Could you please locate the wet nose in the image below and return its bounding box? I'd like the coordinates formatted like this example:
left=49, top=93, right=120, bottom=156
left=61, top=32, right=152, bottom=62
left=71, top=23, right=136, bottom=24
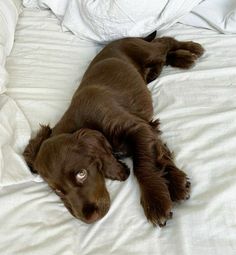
left=84, top=211, right=100, bottom=224
left=82, top=203, right=100, bottom=223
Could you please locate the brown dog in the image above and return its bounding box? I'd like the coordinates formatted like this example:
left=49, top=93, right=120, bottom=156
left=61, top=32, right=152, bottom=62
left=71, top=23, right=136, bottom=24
left=23, top=32, right=204, bottom=226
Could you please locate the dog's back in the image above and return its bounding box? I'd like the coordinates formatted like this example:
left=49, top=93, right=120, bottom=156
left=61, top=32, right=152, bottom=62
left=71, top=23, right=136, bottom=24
left=72, top=37, right=159, bottom=127
left=53, top=34, right=204, bottom=136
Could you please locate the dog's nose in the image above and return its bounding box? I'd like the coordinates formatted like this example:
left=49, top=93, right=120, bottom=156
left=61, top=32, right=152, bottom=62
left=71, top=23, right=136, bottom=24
left=84, top=211, right=100, bottom=224
left=82, top=203, right=100, bottom=223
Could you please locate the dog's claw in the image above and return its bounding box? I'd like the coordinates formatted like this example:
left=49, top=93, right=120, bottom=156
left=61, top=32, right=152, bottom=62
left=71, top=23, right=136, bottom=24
left=186, top=194, right=190, bottom=200
left=159, top=221, right=167, bottom=227
left=186, top=181, right=191, bottom=188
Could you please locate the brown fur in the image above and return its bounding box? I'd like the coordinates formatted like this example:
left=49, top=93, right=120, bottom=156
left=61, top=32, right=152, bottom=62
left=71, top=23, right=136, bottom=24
left=23, top=33, right=204, bottom=226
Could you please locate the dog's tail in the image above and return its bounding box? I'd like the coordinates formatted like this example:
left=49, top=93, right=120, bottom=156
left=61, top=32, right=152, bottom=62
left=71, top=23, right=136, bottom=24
left=143, top=31, right=157, bottom=42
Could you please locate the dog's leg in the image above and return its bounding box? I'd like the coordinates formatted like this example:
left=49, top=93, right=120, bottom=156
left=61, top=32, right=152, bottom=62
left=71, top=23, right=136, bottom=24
left=153, top=37, right=204, bottom=58
left=154, top=37, right=204, bottom=69
left=150, top=120, right=191, bottom=202
left=111, top=116, right=173, bottom=227
left=154, top=139, right=191, bottom=202
left=145, top=37, right=204, bottom=82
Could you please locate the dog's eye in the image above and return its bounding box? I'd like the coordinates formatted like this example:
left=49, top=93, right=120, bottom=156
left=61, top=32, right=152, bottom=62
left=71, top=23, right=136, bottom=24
left=76, top=169, right=87, bottom=183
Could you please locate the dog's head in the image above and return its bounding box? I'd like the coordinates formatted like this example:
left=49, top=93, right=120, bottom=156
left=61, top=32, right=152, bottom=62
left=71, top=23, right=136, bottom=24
left=23, top=125, right=130, bottom=223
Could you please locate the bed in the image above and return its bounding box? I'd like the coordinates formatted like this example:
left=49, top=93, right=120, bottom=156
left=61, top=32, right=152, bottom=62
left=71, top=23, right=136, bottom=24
left=1, top=1, right=236, bottom=255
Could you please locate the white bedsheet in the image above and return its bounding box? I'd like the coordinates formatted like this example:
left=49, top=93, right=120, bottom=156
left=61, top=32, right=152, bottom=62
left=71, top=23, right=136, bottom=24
left=0, top=0, right=21, bottom=93
left=0, top=94, right=32, bottom=186
left=180, top=0, right=236, bottom=34
left=23, top=0, right=202, bottom=42
left=1, top=8, right=236, bottom=255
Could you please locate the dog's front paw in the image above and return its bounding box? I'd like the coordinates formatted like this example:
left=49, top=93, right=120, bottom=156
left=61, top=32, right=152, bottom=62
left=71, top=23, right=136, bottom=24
left=141, top=186, right=173, bottom=227
left=165, top=168, right=191, bottom=202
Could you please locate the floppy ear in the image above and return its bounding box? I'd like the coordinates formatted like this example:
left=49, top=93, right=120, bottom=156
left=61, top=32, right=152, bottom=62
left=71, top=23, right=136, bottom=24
left=143, top=31, right=157, bottom=42
left=74, top=129, right=130, bottom=181
left=23, top=125, right=52, bottom=173
left=89, top=132, right=130, bottom=181
left=101, top=154, right=130, bottom=181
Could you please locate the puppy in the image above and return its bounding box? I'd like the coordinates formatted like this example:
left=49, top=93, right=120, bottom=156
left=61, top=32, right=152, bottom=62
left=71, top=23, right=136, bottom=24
left=24, top=31, right=204, bottom=226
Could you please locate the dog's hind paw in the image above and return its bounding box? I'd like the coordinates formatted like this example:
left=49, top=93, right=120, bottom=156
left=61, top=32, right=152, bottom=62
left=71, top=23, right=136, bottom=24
left=186, top=41, right=205, bottom=58
left=167, top=49, right=198, bottom=69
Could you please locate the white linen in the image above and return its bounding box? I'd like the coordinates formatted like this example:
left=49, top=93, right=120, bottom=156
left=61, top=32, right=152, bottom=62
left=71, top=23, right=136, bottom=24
left=0, top=94, right=32, bottom=186
left=23, top=0, right=202, bottom=42
left=180, top=0, right=236, bottom=34
left=6, top=9, right=100, bottom=132
left=1, top=8, right=236, bottom=255
left=0, top=0, right=21, bottom=94
left=23, top=0, right=68, bottom=19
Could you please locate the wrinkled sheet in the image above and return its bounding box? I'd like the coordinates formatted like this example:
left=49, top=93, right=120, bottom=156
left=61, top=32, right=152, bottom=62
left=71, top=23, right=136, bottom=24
left=1, top=8, right=236, bottom=255
left=0, top=0, right=21, bottom=93
left=180, top=0, right=236, bottom=34
left=23, top=0, right=202, bottom=42
left=0, top=94, right=32, bottom=186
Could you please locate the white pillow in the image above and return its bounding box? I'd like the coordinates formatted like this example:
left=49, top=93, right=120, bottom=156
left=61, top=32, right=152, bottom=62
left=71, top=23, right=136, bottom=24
left=23, top=0, right=68, bottom=19
left=23, top=0, right=202, bottom=42
left=0, top=0, right=21, bottom=94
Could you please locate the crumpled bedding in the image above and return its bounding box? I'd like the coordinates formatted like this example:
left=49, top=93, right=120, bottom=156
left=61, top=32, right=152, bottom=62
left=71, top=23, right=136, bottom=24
left=0, top=94, right=31, bottom=186
left=1, top=7, right=236, bottom=255
left=0, top=0, right=21, bottom=93
left=22, top=0, right=202, bottom=42
left=180, top=0, right=236, bottom=34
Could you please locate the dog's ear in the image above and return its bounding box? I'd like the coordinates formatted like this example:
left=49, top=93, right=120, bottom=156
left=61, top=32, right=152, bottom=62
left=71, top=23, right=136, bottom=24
left=100, top=154, right=130, bottom=181
left=73, top=129, right=130, bottom=181
left=93, top=135, right=130, bottom=181
left=143, top=31, right=157, bottom=42
left=23, top=125, right=52, bottom=173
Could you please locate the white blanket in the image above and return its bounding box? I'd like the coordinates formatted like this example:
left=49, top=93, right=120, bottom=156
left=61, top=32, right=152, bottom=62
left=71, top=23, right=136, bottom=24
left=0, top=0, right=21, bottom=93
left=181, top=0, right=236, bottom=34
left=0, top=94, right=32, bottom=186
left=23, top=0, right=202, bottom=42
left=1, top=8, right=236, bottom=255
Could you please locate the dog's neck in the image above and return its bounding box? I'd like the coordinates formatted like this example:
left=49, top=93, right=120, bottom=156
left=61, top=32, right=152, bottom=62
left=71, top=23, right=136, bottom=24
left=51, top=108, right=78, bottom=136
left=52, top=121, right=77, bottom=136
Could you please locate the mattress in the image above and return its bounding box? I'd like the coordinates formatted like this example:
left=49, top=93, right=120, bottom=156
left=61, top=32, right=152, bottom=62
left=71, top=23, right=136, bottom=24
left=1, top=8, right=236, bottom=255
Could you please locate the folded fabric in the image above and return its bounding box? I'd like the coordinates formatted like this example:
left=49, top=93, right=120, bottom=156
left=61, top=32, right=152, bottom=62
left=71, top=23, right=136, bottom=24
left=180, top=0, right=236, bottom=34
left=0, top=95, right=34, bottom=187
left=23, top=0, right=68, bottom=19
left=0, top=0, right=22, bottom=94
left=23, top=0, right=202, bottom=42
